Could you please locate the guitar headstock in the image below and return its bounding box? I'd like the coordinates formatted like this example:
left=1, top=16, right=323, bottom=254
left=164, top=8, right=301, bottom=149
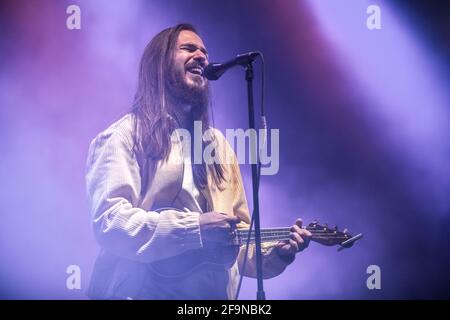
left=307, top=220, right=354, bottom=247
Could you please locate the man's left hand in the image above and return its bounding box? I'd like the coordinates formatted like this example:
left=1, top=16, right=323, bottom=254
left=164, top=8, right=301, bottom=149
left=275, top=218, right=312, bottom=261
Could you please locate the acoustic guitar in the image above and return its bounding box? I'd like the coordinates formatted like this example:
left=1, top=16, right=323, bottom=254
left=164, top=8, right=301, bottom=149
left=147, top=220, right=362, bottom=281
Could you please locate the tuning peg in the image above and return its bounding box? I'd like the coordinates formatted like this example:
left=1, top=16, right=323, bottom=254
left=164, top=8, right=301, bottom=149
left=337, top=233, right=363, bottom=252
left=309, top=220, right=318, bottom=228
left=343, top=228, right=348, bottom=234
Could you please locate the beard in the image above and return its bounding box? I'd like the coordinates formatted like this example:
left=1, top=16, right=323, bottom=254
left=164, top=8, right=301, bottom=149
left=166, top=62, right=210, bottom=115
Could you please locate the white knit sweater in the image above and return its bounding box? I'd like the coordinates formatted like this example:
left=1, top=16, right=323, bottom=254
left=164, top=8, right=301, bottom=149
left=86, top=113, right=293, bottom=299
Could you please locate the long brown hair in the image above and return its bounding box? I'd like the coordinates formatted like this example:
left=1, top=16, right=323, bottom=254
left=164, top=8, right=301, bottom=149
left=131, top=23, right=225, bottom=189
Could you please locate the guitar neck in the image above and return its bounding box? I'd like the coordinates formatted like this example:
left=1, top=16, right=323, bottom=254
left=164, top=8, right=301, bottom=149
left=234, top=227, right=348, bottom=246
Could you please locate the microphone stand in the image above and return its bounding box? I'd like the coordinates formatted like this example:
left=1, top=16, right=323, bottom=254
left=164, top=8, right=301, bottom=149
left=245, top=61, right=265, bottom=300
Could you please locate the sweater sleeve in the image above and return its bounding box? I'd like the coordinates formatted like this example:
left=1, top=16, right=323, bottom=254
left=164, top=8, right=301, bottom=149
left=86, top=129, right=203, bottom=263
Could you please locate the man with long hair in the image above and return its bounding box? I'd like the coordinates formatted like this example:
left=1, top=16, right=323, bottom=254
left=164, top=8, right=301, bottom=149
left=86, top=23, right=311, bottom=299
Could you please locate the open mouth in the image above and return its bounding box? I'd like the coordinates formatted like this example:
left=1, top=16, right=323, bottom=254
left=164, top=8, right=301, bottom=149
left=186, top=65, right=204, bottom=76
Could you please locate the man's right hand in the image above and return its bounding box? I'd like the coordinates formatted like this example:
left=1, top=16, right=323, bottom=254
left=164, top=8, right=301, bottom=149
left=199, top=212, right=240, bottom=247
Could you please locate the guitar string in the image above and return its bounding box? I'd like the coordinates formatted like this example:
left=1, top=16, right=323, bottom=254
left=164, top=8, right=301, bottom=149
left=101, top=212, right=345, bottom=236
left=238, top=227, right=339, bottom=231
left=240, top=234, right=349, bottom=238
left=237, top=233, right=349, bottom=238
left=236, top=235, right=349, bottom=242
left=100, top=213, right=348, bottom=244
left=237, top=231, right=345, bottom=236
left=239, top=236, right=349, bottom=241
left=237, top=228, right=347, bottom=233
left=237, top=230, right=348, bottom=236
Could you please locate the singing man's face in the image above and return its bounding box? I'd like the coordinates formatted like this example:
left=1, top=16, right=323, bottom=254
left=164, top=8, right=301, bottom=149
left=171, top=30, right=209, bottom=93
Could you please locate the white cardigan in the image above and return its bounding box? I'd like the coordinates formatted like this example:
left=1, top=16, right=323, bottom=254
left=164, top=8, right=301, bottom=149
left=85, top=113, right=293, bottom=299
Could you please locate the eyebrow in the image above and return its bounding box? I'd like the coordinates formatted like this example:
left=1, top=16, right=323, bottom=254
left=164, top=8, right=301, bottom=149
left=180, top=42, right=209, bottom=56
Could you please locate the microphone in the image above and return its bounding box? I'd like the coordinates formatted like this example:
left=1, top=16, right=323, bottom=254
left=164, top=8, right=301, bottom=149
left=204, top=51, right=260, bottom=80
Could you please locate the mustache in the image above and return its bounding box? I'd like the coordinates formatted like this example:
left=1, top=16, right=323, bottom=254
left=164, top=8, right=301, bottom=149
left=185, top=61, right=206, bottom=70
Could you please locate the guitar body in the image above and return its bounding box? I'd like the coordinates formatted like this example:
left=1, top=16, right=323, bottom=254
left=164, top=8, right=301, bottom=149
left=147, top=245, right=241, bottom=281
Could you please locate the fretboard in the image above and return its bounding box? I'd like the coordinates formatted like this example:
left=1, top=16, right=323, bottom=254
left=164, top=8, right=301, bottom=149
left=234, top=227, right=349, bottom=246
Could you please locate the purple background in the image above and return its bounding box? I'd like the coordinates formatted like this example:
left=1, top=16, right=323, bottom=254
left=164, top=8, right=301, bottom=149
left=0, top=0, right=449, bottom=299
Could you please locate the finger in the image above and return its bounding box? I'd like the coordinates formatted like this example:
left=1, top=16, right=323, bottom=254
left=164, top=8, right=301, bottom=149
left=290, top=232, right=304, bottom=245
left=300, top=228, right=313, bottom=238
left=276, top=240, right=287, bottom=248
left=295, top=218, right=303, bottom=228
left=292, top=224, right=312, bottom=237
left=300, top=232, right=311, bottom=246
left=289, top=239, right=299, bottom=253
left=292, top=224, right=302, bottom=234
